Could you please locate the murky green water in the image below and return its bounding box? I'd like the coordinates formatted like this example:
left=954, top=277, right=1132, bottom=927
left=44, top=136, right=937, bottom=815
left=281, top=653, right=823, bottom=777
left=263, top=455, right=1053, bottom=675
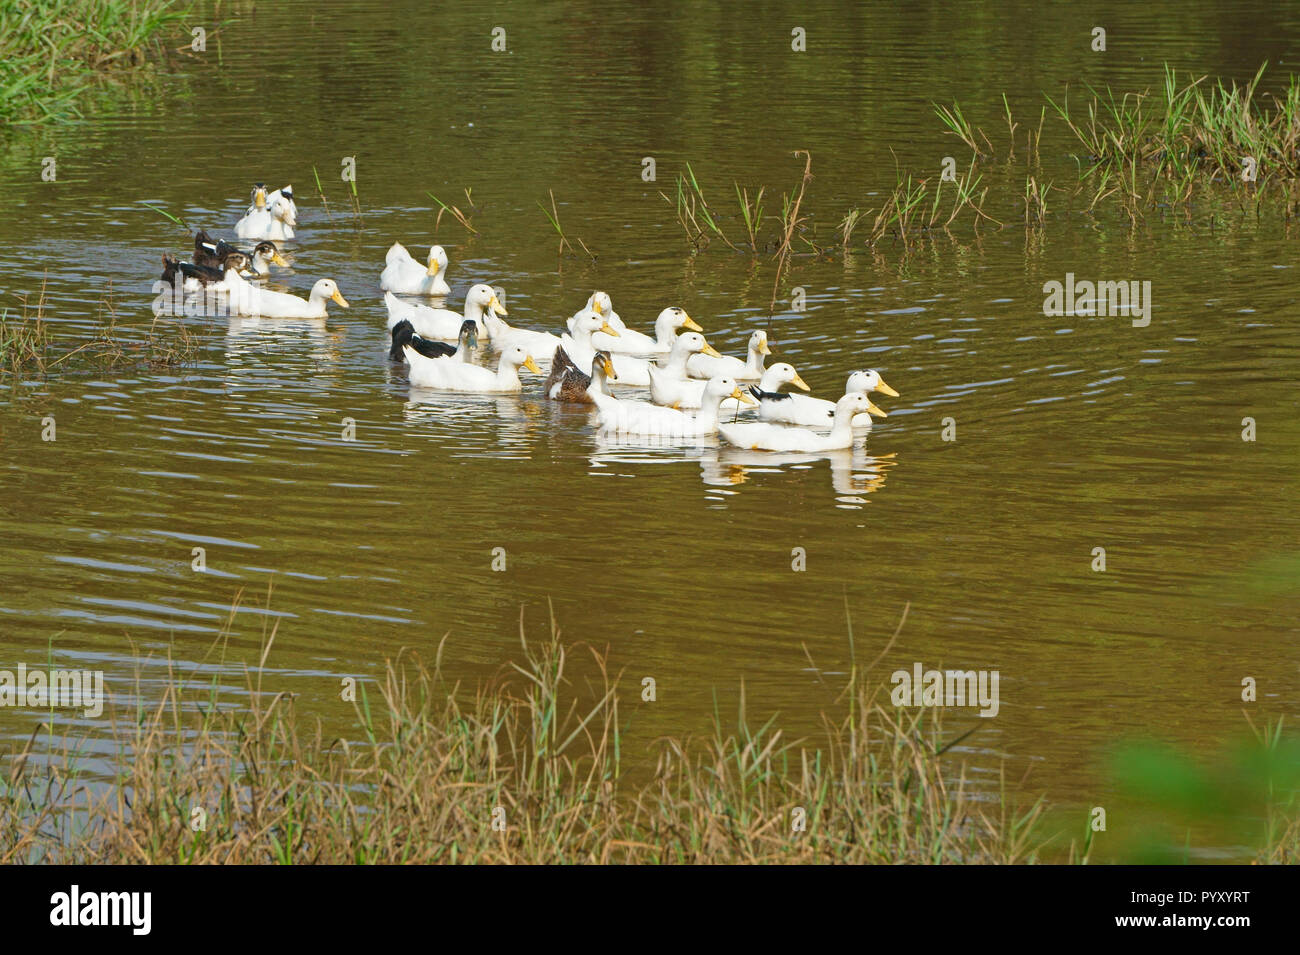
left=1, top=0, right=1298, bottom=856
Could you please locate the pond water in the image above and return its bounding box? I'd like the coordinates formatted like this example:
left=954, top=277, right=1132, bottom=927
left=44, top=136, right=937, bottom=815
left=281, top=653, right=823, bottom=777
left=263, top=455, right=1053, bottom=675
left=1, top=0, right=1297, bottom=858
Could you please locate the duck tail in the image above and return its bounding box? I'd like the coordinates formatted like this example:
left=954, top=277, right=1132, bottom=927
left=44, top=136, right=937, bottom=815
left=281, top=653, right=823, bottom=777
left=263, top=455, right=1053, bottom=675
left=389, top=319, right=415, bottom=360
left=385, top=241, right=406, bottom=265
left=382, top=290, right=406, bottom=328
left=544, top=345, right=577, bottom=396
left=552, top=344, right=579, bottom=376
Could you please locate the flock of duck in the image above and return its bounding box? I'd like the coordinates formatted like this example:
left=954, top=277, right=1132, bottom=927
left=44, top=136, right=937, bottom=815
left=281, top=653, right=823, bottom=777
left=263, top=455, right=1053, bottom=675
left=159, top=183, right=899, bottom=452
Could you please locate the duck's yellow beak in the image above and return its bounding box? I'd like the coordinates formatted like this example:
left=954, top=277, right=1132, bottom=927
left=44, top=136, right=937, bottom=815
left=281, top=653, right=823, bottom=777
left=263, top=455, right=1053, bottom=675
left=490, top=295, right=508, bottom=316
left=599, top=322, right=619, bottom=337
left=759, top=337, right=772, bottom=355
left=875, top=378, right=899, bottom=398
left=254, top=187, right=267, bottom=209
left=867, top=400, right=887, bottom=418
left=523, top=355, right=541, bottom=374
left=592, top=298, right=604, bottom=315
left=427, top=261, right=440, bottom=277
left=731, top=386, right=757, bottom=405
left=701, top=342, right=722, bottom=358
left=331, top=289, right=350, bottom=307
left=791, top=373, right=811, bottom=391
left=682, top=314, right=703, bottom=332
left=601, top=357, right=617, bottom=380
left=272, top=252, right=290, bottom=268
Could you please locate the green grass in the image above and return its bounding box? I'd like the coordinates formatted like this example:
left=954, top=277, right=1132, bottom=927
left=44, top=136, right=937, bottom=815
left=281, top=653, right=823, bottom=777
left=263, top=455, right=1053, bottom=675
left=538, top=189, right=594, bottom=263
left=661, top=63, right=1300, bottom=269
left=0, top=0, right=192, bottom=125
left=1047, top=63, right=1300, bottom=199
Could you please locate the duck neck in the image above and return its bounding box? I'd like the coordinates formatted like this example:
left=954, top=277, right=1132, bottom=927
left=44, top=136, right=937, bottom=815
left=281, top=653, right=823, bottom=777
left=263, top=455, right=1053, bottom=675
left=828, top=405, right=857, bottom=442
left=756, top=368, right=784, bottom=392
left=465, top=299, right=489, bottom=327
left=252, top=255, right=270, bottom=276
left=663, top=342, right=693, bottom=375
left=695, top=393, right=725, bottom=431
left=482, top=310, right=510, bottom=338
left=655, top=316, right=678, bottom=350
left=589, top=366, right=611, bottom=397
left=746, top=345, right=767, bottom=376
left=496, top=358, right=522, bottom=389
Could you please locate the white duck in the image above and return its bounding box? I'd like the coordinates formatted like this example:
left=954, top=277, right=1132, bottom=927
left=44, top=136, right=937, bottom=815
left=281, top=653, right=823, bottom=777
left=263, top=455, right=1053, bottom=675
left=380, top=242, right=450, bottom=296
left=235, top=184, right=297, bottom=241
left=565, top=291, right=626, bottom=345
left=594, top=376, right=756, bottom=437
left=622, top=306, right=703, bottom=355
left=581, top=305, right=702, bottom=356
left=384, top=283, right=504, bottom=341
left=573, top=291, right=622, bottom=329
left=225, top=270, right=348, bottom=318
left=719, top=392, right=886, bottom=452
left=653, top=358, right=806, bottom=411
left=405, top=342, right=541, bottom=392
left=644, top=334, right=726, bottom=408
left=481, top=306, right=562, bottom=357
left=587, top=326, right=701, bottom=388
left=753, top=369, right=899, bottom=429
left=556, top=311, right=622, bottom=373
left=687, top=329, right=770, bottom=381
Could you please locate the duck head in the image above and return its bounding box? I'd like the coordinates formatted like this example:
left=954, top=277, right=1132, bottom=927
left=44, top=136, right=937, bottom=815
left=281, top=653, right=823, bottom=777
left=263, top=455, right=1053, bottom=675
left=705, top=376, right=757, bottom=407
left=673, top=331, right=721, bottom=360
left=764, top=362, right=810, bottom=392
left=269, top=193, right=296, bottom=228
left=252, top=241, right=289, bottom=272
left=847, top=369, right=899, bottom=398
left=310, top=279, right=349, bottom=308
left=666, top=306, right=703, bottom=332
left=836, top=391, right=886, bottom=421
left=592, top=350, right=617, bottom=382
left=503, top=344, right=541, bottom=375
left=465, top=283, right=508, bottom=318
left=574, top=311, right=619, bottom=340
left=426, top=245, right=448, bottom=278
left=458, top=319, right=479, bottom=352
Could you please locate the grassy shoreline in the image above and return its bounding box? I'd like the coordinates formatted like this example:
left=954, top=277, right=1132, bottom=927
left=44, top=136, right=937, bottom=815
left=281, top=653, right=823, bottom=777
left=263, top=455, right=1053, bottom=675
left=0, top=0, right=192, bottom=125
left=2, top=611, right=1296, bottom=864
left=0, top=278, right=199, bottom=381
left=2, top=614, right=1048, bottom=864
